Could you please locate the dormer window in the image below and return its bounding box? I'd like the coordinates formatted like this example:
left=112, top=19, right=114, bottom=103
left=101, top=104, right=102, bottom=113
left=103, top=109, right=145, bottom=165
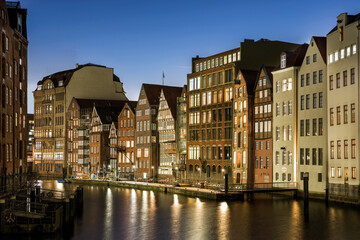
left=280, top=54, right=286, bottom=69
left=37, top=84, right=42, bottom=90
left=59, top=80, right=63, bottom=87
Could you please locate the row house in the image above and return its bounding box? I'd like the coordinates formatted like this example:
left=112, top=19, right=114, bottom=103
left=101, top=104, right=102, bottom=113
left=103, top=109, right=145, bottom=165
left=89, top=105, right=125, bottom=176
left=135, top=84, right=182, bottom=180
left=33, top=64, right=127, bottom=177
left=0, top=1, right=28, bottom=187
left=297, top=37, right=327, bottom=195
left=253, top=66, right=274, bottom=184
left=327, top=13, right=360, bottom=202
left=176, top=86, right=187, bottom=180
left=272, top=44, right=308, bottom=184
left=115, top=101, right=137, bottom=179
left=233, top=69, right=258, bottom=184
left=157, top=87, right=183, bottom=180
left=67, top=98, right=128, bottom=176
left=187, top=39, right=299, bottom=183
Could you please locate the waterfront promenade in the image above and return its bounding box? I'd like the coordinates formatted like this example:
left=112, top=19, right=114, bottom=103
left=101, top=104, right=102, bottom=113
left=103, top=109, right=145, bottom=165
left=71, top=179, right=245, bottom=200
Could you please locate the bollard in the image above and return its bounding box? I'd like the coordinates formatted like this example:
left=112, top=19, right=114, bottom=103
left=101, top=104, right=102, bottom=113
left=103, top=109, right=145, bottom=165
left=69, top=195, right=76, bottom=219
left=63, top=198, right=70, bottom=225
left=224, top=168, right=229, bottom=195
left=303, top=172, right=309, bottom=221
left=0, top=199, right=5, bottom=230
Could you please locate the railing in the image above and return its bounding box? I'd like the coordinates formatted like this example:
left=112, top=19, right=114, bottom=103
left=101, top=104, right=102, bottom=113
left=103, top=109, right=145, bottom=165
left=229, top=182, right=298, bottom=191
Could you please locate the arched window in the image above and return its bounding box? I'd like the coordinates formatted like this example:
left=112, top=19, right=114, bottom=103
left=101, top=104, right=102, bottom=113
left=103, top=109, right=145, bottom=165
left=206, top=165, right=210, bottom=178
left=212, top=165, right=216, bottom=173
left=218, top=165, right=222, bottom=173
left=189, top=164, right=193, bottom=172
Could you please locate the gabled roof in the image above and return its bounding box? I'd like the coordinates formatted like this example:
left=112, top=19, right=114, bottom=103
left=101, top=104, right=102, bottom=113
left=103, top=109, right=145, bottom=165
left=253, top=65, right=274, bottom=92
left=162, top=87, right=184, bottom=120
left=94, top=105, right=125, bottom=125
left=118, top=101, right=138, bottom=118
left=273, top=44, right=309, bottom=71
left=328, top=13, right=360, bottom=34
left=239, top=69, right=259, bottom=96
left=313, top=36, right=327, bottom=64
left=141, top=83, right=183, bottom=106
left=36, top=64, right=120, bottom=90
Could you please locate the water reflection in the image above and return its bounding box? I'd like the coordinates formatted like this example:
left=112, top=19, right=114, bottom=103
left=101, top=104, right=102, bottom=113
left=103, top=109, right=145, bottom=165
left=17, top=183, right=360, bottom=240
left=104, top=188, right=113, bottom=240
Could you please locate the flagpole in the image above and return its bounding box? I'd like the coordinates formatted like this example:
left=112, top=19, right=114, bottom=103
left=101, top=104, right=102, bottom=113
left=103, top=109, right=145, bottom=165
left=162, top=71, right=165, bottom=85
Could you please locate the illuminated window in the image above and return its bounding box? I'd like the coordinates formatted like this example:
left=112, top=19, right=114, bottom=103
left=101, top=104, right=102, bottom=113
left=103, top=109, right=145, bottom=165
left=351, top=139, right=356, bottom=159
left=344, top=105, right=348, bottom=124
left=331, top=167, right=335, bottom=178
left=330, top=108, right=334, bottom=126
left=351, top=104, right=355, bottom=123
left=337, top=140, right=341, bottom=159
left=337, top=167, right=342, bottom=178
left=330, top=141, right=334, bottom=159
left=352, top=167, right=356, bottom=179
left=344, top=140, right=349, bottom=159
left=337, top=106, right=341, bottom=125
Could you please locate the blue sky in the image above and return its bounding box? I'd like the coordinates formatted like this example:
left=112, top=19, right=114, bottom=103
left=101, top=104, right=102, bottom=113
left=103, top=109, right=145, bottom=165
left=22, top=0, right=360, bottom=113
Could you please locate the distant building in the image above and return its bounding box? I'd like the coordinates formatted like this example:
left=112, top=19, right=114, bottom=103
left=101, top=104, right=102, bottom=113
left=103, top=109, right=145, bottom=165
left=327, top=13, right=360, bottom=202
left=27, top=114, right=34, bottom=172
left=33, top=64, right=127, bottom=177
left=0, top=1, right=28, bottom=187
left=297, top=37, right=327, bottom=196
left=272, top=44, right=308, bottom=184
left=176, top=86, right=187, bottom=181
left=135, top=84, right=183, bottom=180
left=116, top=102, right=137, bottom=179
left=89, top=104, right=125, bottom=177
left=67, top=98, right=129, bottom=176
left=253, top=66, right=274, bottom=184
left=233, top=69, right=258, bottom=184
left=157, top=87, right=183, bottom=180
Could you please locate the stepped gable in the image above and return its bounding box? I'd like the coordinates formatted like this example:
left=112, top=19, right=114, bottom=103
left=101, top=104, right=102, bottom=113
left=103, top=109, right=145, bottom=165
left=313, top=36, right=327, bottom=64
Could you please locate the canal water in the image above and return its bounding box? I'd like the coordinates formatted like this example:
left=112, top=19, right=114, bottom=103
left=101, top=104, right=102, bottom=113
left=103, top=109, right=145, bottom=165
left=6, top=183, right=360, bottom=240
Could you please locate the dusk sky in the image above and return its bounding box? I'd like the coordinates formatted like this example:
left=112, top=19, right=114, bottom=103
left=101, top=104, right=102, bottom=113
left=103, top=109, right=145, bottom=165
left=22, top=0, right=359, bottom=113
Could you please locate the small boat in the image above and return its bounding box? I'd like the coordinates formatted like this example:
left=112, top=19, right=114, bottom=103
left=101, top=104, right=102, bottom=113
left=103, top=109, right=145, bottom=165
left=57, top=179, right=66, bottom=183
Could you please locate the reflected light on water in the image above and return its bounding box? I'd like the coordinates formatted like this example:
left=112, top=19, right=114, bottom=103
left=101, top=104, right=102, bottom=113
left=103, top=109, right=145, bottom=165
left=173, top=194, right=179, bottom=206
left=217, top=201, right=229, bottom=239
left=104, top=188, right=113, bottom=240
left=171, top=194, right=181, bottom=239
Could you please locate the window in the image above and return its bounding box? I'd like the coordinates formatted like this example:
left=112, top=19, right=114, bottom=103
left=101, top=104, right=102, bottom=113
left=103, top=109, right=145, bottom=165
left=351, top=139, right=356, bottom=159
left=318, top=148, right=323, bottom=165
left=352, top=168, right=356, bottom=179
left=344, top=105, right=348, bottom=124
left=300, top=120, right=304, bottom=136
left=351, top=104, right=355, bottom=123
left=331, top=167, right=335, bottom=178
left=319, top=70, right=323, bottom=83
left=282, top=151, right=286, bottom=165
left=344, top=140, right=349, bottom=159
left=306, top=56, right=310, bottom=64
left=301, top=75, right=304, bottom=87
left=288, top=79, right=292, bottom=90
left=312, top=118, right=317, bottom=136
left=276, top=127, right=280, bottom=141
left=319, top=92, right=323, bottom=108
left=335, top=51, right=339, bottom=61
left=282, top=79, right=287, bottom=91
left=351, top=68, right=355, bottom=84
left=306, top=73, right=310, bottom=86
left=347, top=46, right=351, bottom=56
left=300, top=96, right=304, bottom=110
left=312, top=148, right=317, bottom=165
left=313, top=93, right=317, bottom=109
left=337, top=140, right=341, bottom=159
left=318, top=173, right=322, bottom=182
left=337, top=167, right=342, bottom=178
left=282, top=102, right=286, bottom=115
left=306, top=94, right=310, bottom=109
left=276, top=103, right=280, bottom=116
left=305, top=148, right=310, bottom=165
left=343, top=71, right=348, bottom=86
left=329, top=54, right=333, bottom=63
left=305, top=119, right=310, bottom=136
left=330, top=108, right=334, bottom=126
left=336, top=73, right=340, bottom=88
left=341, top=48, right=345, bottom=59
left=313, top=54, right=317, bottom=62
left=329, top=75, right=333, bottom=90
left=337, top=106, right=341, bottom=125
left=313, top=71, right=317, bottom=84
left=352, top=44, right=357, bottom=55
left=330, top=141, right=334, bottom=159
left=281, top=54, right=286, bottom=68
left=276, top=81, right=280, bottom=93
left=288, top=101, right=292, bottom=114
left=275, top=151, right=279, bottom=165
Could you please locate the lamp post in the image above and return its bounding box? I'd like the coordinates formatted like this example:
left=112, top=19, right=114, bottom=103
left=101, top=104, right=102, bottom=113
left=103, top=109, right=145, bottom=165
left=151, top=166, right=154, bottom=179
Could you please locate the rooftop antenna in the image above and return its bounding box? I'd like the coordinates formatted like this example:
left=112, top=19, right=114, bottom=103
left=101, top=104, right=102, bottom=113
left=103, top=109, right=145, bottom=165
left=162, top=71, right=165, bottom=85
